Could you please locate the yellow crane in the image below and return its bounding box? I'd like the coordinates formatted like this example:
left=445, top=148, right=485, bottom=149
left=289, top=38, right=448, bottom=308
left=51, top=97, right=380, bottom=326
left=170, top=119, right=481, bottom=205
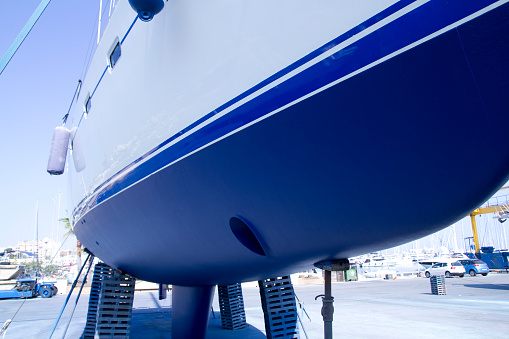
left=469, top=187, right=509, bottom=253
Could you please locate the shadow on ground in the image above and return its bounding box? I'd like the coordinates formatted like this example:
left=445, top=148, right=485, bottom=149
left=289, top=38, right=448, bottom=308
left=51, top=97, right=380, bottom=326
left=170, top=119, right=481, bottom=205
left=459, top=283, right=509, bottom=291
left=129, top=309, right=266, bottom=339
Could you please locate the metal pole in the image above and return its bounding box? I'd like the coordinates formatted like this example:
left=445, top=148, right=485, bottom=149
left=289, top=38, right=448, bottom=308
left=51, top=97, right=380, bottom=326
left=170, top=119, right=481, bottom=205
left=0, top=0, right=52, bottom=75
left=296, top=312, right=309, bottom=339
left=98, top=0, right=103, bottom=44
left=36, top=201, right=39, bottom=265
left=323, top=270, right=334, bottom=339
left=48, top=253, right=92, bottom=339
left=61, top=256, right=94, bottom=339
left=470, top=213, right=480, bottom=253
left=315, top=259, right=349, bottom=339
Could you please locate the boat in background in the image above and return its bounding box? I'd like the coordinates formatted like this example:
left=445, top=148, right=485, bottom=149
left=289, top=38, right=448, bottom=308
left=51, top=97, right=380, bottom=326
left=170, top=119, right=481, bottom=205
left=47, top=0, right=509, bottom=337
left=359, top=255, right=424, bottom=278
left=478, top=246, right=509, bottom=270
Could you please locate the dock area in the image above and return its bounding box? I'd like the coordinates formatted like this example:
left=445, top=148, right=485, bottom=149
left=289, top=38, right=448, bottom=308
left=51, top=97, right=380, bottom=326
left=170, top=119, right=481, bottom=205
left=1, top=273, right=508, bottom=338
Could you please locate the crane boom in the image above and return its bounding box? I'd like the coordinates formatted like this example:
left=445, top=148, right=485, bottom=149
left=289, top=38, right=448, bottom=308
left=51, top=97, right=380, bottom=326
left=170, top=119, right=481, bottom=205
left=469, top=203, right=509, bottom=253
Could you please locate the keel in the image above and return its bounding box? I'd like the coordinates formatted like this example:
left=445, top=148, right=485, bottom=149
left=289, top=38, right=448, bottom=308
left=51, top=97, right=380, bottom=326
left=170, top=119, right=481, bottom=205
left=171, top=285, right=214, bottom=339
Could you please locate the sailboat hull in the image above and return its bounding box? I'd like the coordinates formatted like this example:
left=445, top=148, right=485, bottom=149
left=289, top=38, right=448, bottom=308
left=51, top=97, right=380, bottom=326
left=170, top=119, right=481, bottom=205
left=71, top=1, right=509, bottom=285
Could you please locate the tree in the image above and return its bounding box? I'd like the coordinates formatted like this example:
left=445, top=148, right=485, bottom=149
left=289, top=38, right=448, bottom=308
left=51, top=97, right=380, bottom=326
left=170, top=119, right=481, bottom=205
left=59, top=217, right=82, bottom=270
left=25, top=262, right=62, bottom=278
left=25, top=261, right=43, bottom=277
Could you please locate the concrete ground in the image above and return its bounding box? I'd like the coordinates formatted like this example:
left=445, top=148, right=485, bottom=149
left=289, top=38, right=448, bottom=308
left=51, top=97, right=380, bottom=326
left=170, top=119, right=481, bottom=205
left=1, top=273, right=508, bottom=338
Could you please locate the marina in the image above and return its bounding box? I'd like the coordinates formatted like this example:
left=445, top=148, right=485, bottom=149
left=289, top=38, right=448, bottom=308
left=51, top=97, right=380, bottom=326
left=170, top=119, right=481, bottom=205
left=1, top=273, right=509, bottom=338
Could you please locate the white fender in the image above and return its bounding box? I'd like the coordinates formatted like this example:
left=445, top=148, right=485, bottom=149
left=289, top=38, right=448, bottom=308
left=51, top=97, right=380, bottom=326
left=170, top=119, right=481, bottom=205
left=47, top=126, right=71, bottom=175
left=70, top=127, right=86, bottom=173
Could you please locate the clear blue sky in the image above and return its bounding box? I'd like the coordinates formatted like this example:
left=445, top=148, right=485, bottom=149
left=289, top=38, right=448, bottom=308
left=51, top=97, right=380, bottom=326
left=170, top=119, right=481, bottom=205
left=0, top=1, right=100, bottom=247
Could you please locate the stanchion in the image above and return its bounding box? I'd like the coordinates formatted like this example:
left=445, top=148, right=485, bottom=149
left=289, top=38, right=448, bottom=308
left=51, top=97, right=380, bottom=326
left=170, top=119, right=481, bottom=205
left=314, top=259, right=350, bottom=339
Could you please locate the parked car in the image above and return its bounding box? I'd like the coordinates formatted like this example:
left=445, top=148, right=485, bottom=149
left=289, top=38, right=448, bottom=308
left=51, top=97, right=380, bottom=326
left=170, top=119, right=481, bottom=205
left=459, top=259, right=489, bottom=276
left=418, top=260, right=440, bottom=270
left=425, top=261, right=465, bottom=278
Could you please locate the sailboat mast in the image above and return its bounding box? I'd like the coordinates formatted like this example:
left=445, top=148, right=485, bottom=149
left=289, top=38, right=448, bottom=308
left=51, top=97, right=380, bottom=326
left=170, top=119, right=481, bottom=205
left=98, top=0, right=103, bottom=44
left=35, top=200, right=39, bottom=264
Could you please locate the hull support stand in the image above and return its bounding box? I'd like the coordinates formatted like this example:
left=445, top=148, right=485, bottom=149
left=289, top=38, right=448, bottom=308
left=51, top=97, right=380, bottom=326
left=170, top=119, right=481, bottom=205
left=258, top=276, right=299, bottom=338
left=218, top=283, right=248, bottom=330
left=171, top=285, right=214, bottom=339
left=314, top=259, right=350, bottom=339
left=82, top=262, right=136, bottom=339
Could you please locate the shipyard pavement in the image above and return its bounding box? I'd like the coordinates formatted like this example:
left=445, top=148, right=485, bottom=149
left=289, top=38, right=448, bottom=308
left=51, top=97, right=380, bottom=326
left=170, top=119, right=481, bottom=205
left=1, top=273, right=508, bottom=338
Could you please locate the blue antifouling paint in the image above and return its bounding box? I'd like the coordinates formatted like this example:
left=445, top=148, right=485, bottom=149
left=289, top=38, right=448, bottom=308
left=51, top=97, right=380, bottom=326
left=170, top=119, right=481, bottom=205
left=128, top=0, right=164, bottom=21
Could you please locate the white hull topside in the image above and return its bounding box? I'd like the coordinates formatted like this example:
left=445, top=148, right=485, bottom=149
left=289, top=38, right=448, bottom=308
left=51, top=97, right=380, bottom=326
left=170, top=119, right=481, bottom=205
left=68, top=0, right=399, bottom=208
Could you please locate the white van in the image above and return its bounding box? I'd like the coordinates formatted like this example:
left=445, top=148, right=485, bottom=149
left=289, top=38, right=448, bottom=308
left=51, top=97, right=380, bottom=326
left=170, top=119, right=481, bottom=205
left=425, top=260, right=465, bottom=278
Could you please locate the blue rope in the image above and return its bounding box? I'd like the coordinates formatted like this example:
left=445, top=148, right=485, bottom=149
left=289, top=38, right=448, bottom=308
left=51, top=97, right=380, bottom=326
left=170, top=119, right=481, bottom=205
left=48, top=253, right=92, bottom=339
left=60, top=256, right=94, bottom=338
left=0, top=0, right=52, bottom=76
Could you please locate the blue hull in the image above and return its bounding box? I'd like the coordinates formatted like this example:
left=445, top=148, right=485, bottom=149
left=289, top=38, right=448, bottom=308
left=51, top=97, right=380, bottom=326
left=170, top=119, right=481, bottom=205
left=74, top=1, right=509, bottom=285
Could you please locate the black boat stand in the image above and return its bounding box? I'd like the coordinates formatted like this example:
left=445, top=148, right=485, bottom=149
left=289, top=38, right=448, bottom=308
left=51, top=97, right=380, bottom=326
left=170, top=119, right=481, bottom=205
left=314, top=259, right=350, bottom=339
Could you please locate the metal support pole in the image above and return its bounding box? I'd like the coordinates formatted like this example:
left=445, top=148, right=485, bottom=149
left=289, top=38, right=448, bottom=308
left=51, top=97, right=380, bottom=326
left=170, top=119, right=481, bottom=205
left=0, top=0, right=52, bottom=75
left=314, top=259, right=350, bottom=339
left=323, top=270, right=334, bottom=339
left=61, top=256, right=94, bottom=338
left=470, top=213, right=481, bottom=254
left=48, top=253, right=92, bottom=339
left=159, top=284, right=168, bottom=300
